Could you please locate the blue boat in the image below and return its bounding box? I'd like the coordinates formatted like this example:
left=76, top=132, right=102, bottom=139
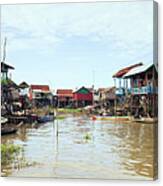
left=37, top=115, right=54, bottom=123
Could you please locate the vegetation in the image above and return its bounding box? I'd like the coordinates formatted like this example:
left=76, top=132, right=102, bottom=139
left=1, top=144, right=22, bottom=165
left=1, top=144, right=39, bottom=176
left=84, top=133, right=92, bottom=140
left=57, top=108, right=83, bottom=114
left=56, top=115, right=66, bottom=120
left=1, top=78, right=17, bottom=86
left=32, top=106, right=54, bottom=116
left=32, top=107, right=84, bottom=117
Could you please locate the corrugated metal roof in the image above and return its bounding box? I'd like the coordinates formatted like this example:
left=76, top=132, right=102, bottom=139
left=57, top=89, right=73, bottom=97
left=1, top=62, right=15, bottom=71
left=112, top=63, right=143, bottom=78
left=30, top=85, right=50, bottom=91
left=73, top=86, right=91, bottom=94
left=123, top=63, right=153, bottom=78
left=19, top=81, right=29, bottom=89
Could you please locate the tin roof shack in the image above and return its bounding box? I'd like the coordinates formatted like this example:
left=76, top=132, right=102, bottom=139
left=105, top=87, right=116, bottom=108
left=97, top=87, right=115, bottom=103
left=19, top=82, right=30, bottom=110
left=19, top=81, right=29, bottom=96
left=1, top=80, right=20, bottom=115
left=96, top=87, right=116, bottom=115
left=124, top=63, right=158, bottom=118
left=1, top=62, right=14, bottom=80
left=112, top=63, right=143, bottom=116
left=73, top=87, right=93, bottom=108
left=1, top=62, right=21, bottom=115
left=1, top=62, right=16, bottom=103
left=56, top=89, right=73, bottom=108
left=29, top=85, right=53, bottom=107
left=94, top=88, right=104, bottom=103
left=93, top=89, right=102, bottom=104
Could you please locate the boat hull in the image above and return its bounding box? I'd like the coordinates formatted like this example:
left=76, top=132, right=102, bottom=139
left=1, top=128, right=18, bottom=135
left=37, top=115, right=54, bottom=123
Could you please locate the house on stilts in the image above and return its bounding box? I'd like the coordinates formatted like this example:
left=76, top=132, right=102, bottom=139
left=29, top=85, right=53, bottom=107
left=112, top=62, right=143, bottom=115
left=123, top=63, right=158, bottom=118
left=73, top=86, right=93, bottom=108
left=56, top=89, right=73, bottom=108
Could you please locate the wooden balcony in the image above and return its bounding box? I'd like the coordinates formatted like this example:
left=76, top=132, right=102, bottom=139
left=131, top=86, right=158, bottom=95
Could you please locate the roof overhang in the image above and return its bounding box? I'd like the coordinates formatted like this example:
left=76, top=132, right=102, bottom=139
left=123, top=63, right=154, bottom=78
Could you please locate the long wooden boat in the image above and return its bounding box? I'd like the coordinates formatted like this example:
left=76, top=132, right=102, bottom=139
left=131, top=117, right=158, bottom=124
left=91, top=115, right=129, bottom=121
left=1, top=128, right=18, bottom=135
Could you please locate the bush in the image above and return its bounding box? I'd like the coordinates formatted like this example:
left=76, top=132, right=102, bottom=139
left=1, top=144, right=22, bottom=165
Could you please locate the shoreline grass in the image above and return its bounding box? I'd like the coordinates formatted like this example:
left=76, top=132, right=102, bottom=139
left=1, top=144, right=22, bottom=165
left=57, top=108, right=83, bottom=114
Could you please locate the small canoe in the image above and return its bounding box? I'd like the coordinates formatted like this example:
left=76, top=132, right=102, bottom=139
left=37, top=115, right=54, bottom=123
left=1, top=128, right=18, bottom=135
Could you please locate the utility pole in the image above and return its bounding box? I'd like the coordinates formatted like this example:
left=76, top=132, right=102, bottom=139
left=92, top=70, right=95, bottom=86
left=92, top=70, right=95, bottom=105
left=2, top=37, right=7, bottom=62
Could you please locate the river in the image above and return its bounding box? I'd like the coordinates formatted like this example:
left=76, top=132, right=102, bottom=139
left=1, top=115, right=156, bottom=180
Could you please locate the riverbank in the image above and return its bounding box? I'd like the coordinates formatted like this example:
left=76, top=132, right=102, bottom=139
left=2, top=106, right=157, bottom=127
left=91, top=115, right=158, bottom=124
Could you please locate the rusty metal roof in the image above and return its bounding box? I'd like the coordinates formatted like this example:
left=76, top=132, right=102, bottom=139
left=56, top=89, right=73, bottom=97
left=113, top=63, right=143, bottom=78
left=30, top=85, right=50, bottom=91
left=123, top=63, right=153, bottom=78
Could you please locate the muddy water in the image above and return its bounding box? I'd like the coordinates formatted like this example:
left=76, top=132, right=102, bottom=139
left=1, top=115, right=156, bottom=180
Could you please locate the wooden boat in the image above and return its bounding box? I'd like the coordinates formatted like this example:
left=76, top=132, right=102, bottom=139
left=1, top=117, right=8, bottom=124
left=37, top=115, right=54, bottom=123
left=131, top=117, right=158, bottom=124
left=8, top=115, right=28, bottom=124
left=1, top=127, right=18, bottom=135
left=91, top=115, right=129, bottom=121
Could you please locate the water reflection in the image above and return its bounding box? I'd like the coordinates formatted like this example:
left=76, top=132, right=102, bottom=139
left=1, top=115, right=156, bottom=179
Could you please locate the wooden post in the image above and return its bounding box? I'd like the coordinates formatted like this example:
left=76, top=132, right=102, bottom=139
left=114, top=78, right=116, bottom=116
left=115, top=97, right=116, bottom=117
left=54, top=109, right=58, bottom=137
left=53, top=115, right=59, bottom=171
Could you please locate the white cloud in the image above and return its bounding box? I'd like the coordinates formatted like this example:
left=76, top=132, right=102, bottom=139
left=1, top=1, right=153, bottom=61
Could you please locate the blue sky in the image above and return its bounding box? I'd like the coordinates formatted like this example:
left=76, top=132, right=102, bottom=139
left=1, top=1, right=153, bottom=90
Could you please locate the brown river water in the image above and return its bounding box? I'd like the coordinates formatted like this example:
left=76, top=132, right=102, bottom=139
left=1, top=115, right=156, bottom=180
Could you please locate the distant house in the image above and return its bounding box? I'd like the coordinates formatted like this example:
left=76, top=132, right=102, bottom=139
left=29, top=85, right=52, bottom=107
left=19, top=81, right=29, bottom=96
left=97, top=87, right=116, bottom=107
left=56, top=89, right=73, bottom=108
left=123, top=63, right=158, bottom=117
left=73, top=86, right=93, bottom=107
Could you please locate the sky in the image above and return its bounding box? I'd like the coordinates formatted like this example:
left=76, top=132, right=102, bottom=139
left=1, top=1, right=153, bottom=90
